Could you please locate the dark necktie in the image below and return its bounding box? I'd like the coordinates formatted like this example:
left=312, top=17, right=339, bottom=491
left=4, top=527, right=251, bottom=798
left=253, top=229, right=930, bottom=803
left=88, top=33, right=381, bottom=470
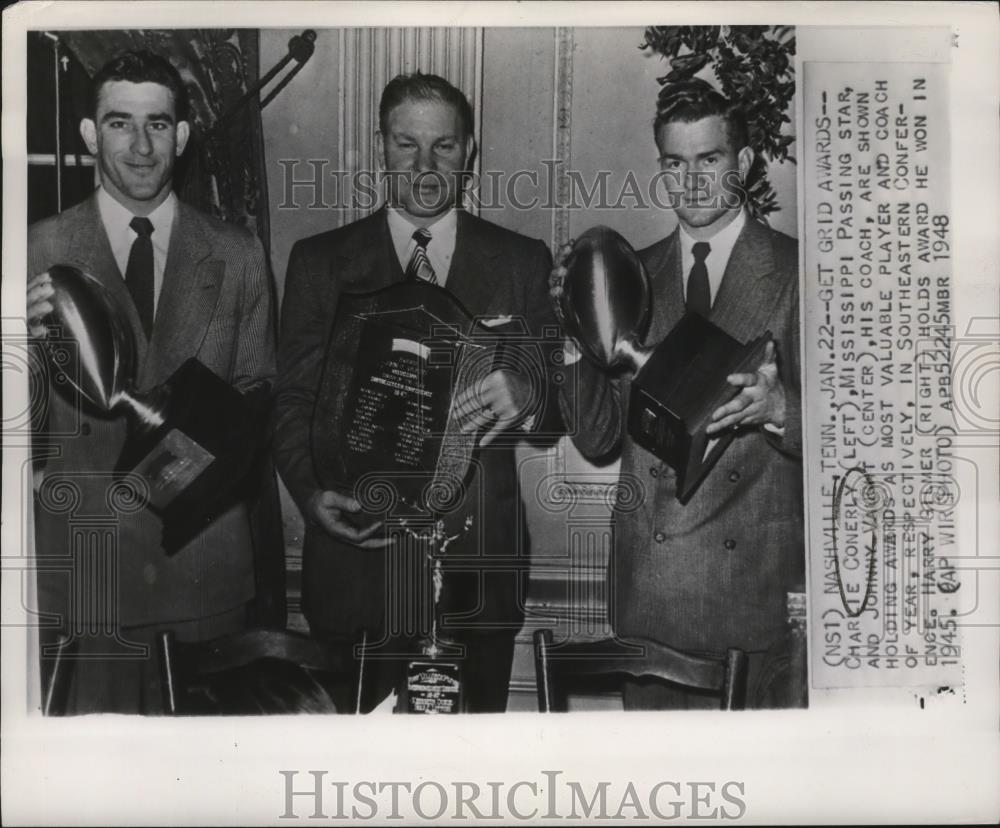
left=404, top=227, right=437, bottom=284
left=126, top=216, right=155, bottom=338
left=686, top=241, right=712, bottom=317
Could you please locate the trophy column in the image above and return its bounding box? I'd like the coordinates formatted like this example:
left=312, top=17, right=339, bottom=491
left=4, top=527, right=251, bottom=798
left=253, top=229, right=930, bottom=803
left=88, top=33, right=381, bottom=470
left=400, top=524, right=466, bottom=714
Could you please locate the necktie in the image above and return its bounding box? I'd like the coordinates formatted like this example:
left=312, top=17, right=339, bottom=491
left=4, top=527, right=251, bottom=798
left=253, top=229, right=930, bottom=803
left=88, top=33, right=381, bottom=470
left=126, top=216, right=155, bottom=338
left=686, top=241, right=711, bottom=317
left=404, top=227, right=437, bottom=284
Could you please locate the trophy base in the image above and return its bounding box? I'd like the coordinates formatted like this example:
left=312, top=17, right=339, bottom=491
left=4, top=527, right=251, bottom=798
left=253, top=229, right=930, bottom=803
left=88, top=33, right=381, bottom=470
left=628, top=313, right=771, bottom=503
left=117, top=359, right=270, bottom=553
left=403, top=660, right=463, bottom=714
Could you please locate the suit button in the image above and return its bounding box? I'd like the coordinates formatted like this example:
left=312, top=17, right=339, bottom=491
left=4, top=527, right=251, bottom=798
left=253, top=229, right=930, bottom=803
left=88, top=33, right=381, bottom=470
left=650, top=466, right=659, bottom=478
left=654, top=531, right=666, bottom=543
left=728, top=470, right=740, bottom=483
left=81, top=423, right=91, bottom=436
left=724, top=539, right=737, bottom=551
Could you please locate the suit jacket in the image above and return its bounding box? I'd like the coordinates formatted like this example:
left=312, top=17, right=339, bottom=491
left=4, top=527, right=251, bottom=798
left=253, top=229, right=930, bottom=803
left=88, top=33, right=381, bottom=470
left=29, top=193, right=276, bottom=629
left=273, top=207, right=556, bottom=640
left=560, top=217, right=804, bottom=653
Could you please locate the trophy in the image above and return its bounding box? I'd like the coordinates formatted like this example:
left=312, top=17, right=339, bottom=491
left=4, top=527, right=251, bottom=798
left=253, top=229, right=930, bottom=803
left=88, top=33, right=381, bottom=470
left=556, top=226, right=771, bottom=503
left=313, top=280, right=519, bottom=713
left=41, top=265, right=270, bottom=550
left=399, top=525, right=467, bottom=714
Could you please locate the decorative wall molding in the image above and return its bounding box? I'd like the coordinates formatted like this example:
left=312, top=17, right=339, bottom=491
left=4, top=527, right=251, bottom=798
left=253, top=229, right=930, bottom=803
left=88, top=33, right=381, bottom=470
left=550, top=27, right=575, bottom=253
left=336, top=27, right=483, bottom=227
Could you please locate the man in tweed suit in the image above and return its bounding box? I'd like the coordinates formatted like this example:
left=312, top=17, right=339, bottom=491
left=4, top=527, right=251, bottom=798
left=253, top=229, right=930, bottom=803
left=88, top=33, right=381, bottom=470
left=26, top=51, right=275, bottom=714
left=556, top=79, right=804, bottom=709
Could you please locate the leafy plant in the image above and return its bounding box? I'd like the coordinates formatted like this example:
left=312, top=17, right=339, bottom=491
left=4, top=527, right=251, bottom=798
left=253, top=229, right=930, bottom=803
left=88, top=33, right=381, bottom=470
left=641, top=25, right=796, bottom=220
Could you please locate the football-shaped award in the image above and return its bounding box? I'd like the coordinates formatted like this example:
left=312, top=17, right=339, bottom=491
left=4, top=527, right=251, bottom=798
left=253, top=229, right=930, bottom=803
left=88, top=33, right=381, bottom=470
left=556, top=226, right=771, bottom=503
left=41, top=264, right=270, bottom=551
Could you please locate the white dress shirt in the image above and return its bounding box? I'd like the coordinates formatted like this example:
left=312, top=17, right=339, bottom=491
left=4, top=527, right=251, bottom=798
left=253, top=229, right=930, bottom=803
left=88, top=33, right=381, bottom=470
left=96, top=186, right=176, bottom=312
left=387, top=206, right=458, bottom=286
left=678, top=208, right=747, bottom=309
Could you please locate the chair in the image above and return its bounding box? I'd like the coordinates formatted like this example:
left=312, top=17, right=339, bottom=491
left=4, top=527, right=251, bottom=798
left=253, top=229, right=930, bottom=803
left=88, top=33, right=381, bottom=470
left=532, top=629, right=748, bottom=712
left=158, top=628, right=354, bottom=715
left=41, top=633, right=78, bottom=716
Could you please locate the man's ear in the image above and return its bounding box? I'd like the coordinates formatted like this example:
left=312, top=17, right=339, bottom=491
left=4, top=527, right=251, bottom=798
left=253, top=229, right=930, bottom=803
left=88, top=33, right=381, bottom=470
left=737, top=145, right=755, bottom=182
left=80, top=118, right=98, bottom=155
left=374, top=131, right=385, bottom=170
left=464, top=134, right=475, bottom=169
left=175, top=120, right=190, bottom=157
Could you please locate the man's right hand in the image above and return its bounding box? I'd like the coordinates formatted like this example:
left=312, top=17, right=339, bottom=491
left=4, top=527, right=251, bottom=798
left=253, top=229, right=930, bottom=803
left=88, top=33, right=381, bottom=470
left=547, top=241, right=574, bottom=308
left=26, top=271, right=54, bottom=339
left=549, top=241, right=581, bottom=363
left=305, top=489, right=392, bottom=548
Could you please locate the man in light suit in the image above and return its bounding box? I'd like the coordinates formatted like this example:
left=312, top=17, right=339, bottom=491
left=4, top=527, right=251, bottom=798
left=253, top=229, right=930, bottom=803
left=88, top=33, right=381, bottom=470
left=273, top=73, right=557, bottom=713
left=26, top=51, right=275, bottom=714
left=555, top=79, right=804, bottom=709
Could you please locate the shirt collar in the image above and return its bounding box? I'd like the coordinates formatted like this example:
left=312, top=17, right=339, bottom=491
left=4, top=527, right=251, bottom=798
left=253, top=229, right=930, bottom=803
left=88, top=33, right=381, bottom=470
left=678, top=207, right=747, bottom=263
left=386, top=206, right=459, bottom=277
left=387, top=206, right=458, bottom=241
left=96, top=186, right=177, bottom=242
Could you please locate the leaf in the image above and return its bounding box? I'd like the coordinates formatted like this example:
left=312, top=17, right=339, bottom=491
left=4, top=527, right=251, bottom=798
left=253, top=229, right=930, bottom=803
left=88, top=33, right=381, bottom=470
left=669, top=52, right=710, bottom=74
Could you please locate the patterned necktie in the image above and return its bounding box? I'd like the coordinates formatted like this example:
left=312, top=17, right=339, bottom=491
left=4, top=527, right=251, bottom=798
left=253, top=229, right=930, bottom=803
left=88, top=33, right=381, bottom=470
left=404, top=227, right=437, bottom=284
left=686, top=241, right=712, bottom=317
left=126, top=216, right=155, bottom=338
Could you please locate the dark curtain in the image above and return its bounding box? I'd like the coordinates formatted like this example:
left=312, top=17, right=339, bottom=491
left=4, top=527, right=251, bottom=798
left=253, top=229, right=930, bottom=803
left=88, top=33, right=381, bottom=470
left=61, top=29, right=270, bottom=253
left=61, top=29, right=286, bottom=628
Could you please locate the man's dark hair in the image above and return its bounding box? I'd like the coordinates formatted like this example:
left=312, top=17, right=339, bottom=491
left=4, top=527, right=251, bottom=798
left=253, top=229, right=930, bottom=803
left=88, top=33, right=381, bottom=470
left=653, top=77, right=748, bottom=151
left=89, top=50, right=189, bottom=122
left=378, top=72, right=473, bottom=138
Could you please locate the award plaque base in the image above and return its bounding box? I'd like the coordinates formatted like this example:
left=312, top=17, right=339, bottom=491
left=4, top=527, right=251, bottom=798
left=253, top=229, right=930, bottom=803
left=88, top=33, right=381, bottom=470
left=117, top=358, right=270, bottom=552
left=628, top=312, right=771, bottom=503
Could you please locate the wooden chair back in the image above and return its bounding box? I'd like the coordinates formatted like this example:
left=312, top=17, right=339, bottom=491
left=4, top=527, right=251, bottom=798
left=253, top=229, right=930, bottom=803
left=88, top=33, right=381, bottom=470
left=532, top=629, right=748, bottom=711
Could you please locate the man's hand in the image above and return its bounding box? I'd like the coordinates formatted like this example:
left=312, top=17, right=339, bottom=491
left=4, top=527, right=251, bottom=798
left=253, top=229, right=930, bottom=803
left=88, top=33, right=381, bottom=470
left=26, top=272, right=54, bottom=339
left=548, top=241, right=574, bottom=306
left=549, top=242, right=581, bottom=363
left=305, top=489, right=391, bottom=548
left=456, top=369, right=532, bottom=447
left=707, top=341, right=786, bottom=435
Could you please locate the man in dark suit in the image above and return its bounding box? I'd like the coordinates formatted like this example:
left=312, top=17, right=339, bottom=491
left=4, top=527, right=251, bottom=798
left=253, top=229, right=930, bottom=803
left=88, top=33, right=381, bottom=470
left=555, top=79, right=804, bottom=709
left=26, top=51, right=275, bottom=714
left=273, top=73, right=556, bottom=713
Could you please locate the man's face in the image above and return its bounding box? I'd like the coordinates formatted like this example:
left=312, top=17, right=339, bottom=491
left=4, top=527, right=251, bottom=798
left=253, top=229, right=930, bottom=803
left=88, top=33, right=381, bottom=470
left=377, top=97, right=471, bottom=223
left=80, top=80, right=190, bottom=215
left=655, top=114, right=752, bottom=236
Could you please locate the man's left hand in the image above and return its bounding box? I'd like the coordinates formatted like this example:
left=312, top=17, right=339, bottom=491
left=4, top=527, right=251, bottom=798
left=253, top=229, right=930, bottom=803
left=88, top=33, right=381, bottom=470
left=706, top=341, right=786, bottom=434
left=457, top=369, right=531, bottom=447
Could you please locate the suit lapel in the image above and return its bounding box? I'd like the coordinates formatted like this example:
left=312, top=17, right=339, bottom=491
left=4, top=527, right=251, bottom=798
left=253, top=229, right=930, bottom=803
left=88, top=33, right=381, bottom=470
left=64, top=195, right=149, bottom=371
left=645, top=219, right=783, bottom=347
left=332, top=207, right=402, bottom=291
left=444, top=211, right=503, bottom=317
left=340, top=209, right=500, bottom=314
left=141, top=201, right=219, bottom=387
left=644, top=230, right=686, bottom=344
left=710, top=218, right=780, bottom=342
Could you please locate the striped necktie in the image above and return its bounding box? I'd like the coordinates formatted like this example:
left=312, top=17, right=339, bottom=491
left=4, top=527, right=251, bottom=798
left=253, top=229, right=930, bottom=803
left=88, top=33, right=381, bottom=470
left=404, top=227, right=437, bottom=284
